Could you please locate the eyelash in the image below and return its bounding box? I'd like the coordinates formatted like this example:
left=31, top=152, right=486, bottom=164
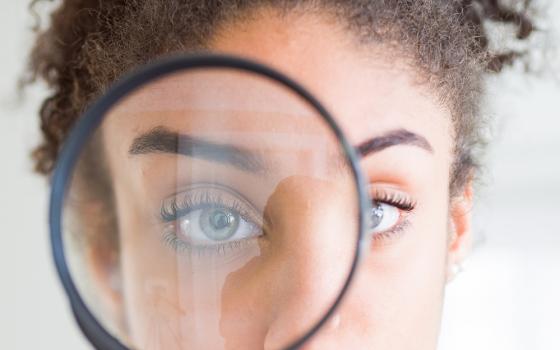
left=371, top=188, right=416, bottom=212
left=161, top=230, right=253, bottom=256
left=160, top=188, right=254, bottom=224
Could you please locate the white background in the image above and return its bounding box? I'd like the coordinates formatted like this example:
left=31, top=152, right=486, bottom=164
left=1, top=1, right=558, bottom=349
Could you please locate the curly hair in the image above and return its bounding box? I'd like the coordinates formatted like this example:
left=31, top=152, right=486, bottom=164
left=27, top=0, right=536, bottom=195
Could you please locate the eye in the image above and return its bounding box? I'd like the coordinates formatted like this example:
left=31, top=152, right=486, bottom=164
left=368, top=187, right=416, bottom=238
left=160, top=185, right=263, bottom=254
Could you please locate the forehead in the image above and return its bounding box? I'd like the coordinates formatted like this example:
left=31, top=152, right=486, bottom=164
left=101, top=8, right=454, bottom=172
left=105, top=68, right=340, bottom=156
left=208, top=8, right=453, bottom=151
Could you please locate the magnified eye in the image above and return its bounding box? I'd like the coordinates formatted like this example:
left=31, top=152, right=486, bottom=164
left=160, top=184, right=263, bottom=254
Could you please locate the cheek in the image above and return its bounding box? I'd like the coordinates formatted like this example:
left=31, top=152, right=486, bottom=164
left=331, top=195, right=450, bottom=347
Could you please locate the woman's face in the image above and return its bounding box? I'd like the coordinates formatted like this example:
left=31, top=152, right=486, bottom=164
left=88, top=9, right=471, bottom=350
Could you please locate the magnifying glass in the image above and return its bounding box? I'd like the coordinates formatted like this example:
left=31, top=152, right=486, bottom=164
left=50, top=54, right=374, bottom=349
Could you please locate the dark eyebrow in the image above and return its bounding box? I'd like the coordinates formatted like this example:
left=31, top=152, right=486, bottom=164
left=356, top=128, right=434, bottom=157
left=129, top=127, right=266, bottom=173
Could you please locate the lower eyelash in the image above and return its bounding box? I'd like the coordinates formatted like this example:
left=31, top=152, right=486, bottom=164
left=371, top=218, right=410, bottom=244
left=162, top=230, right=254, bottom=257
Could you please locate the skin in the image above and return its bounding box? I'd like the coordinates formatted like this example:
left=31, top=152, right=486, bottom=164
left=77, top=7, right=472, bottom=350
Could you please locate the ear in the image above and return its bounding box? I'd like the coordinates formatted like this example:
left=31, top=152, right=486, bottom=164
left=446, top=180, right=474, bottom=283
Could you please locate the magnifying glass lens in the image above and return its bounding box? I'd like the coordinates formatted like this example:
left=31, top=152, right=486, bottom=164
left=60, top=64, right=363, bottom=349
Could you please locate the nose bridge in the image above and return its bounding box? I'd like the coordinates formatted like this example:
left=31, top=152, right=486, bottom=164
left=265, top=175, right=356, bottom=276
left=262, top=175, right=358, bottom=349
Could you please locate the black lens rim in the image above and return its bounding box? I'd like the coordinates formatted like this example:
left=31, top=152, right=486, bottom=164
left=49, top=53, right=371, bottom=350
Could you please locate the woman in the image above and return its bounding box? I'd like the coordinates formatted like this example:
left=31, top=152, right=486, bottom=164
left=27, top=0, right=536, bottom=349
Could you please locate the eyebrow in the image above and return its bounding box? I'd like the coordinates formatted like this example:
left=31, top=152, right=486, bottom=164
left=129, top=127, right=432, bottom=173
left=356, top=128, right=434, bottom=157
left=129, top=127, right=266, bottom=173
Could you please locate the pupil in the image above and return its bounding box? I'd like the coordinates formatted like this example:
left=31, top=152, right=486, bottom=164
left=211, top=210, right=232, bottom=230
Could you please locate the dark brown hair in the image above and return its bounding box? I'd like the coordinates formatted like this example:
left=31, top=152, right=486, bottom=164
left=27, top=0, right=536, bottom=195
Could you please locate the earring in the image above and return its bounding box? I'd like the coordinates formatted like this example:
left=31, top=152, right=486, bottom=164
left=448, top=262, right=464, bottom=282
